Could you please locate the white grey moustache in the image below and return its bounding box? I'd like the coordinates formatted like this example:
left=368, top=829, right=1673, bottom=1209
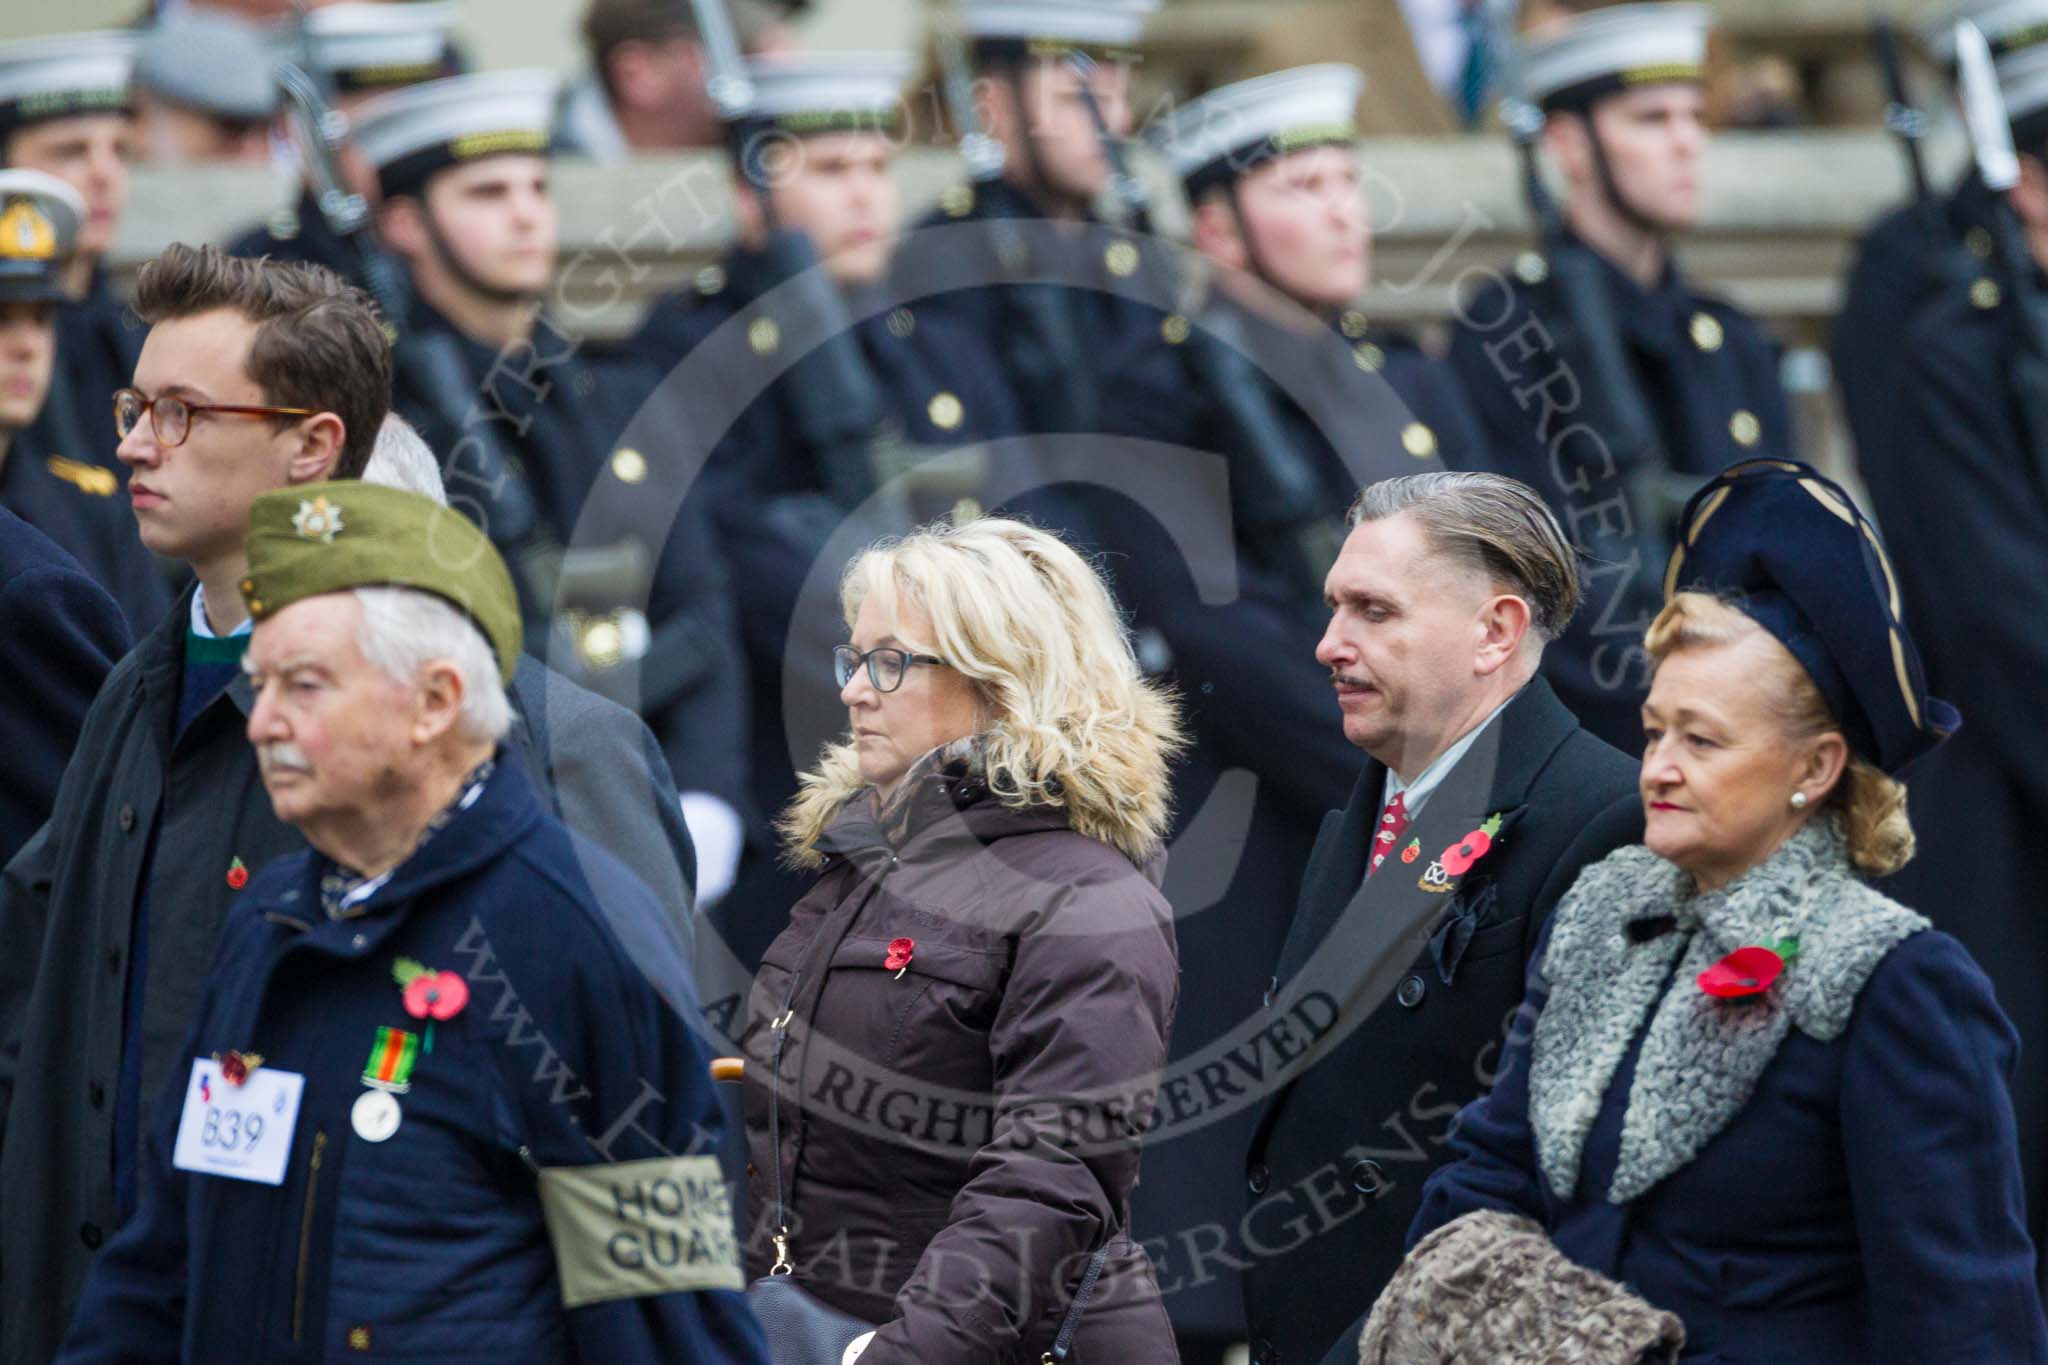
left=256, top=743, right=312, bottom=775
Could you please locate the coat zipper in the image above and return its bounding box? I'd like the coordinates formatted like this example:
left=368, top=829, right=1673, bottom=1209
left=293, top=1129, right=328, bottom=1342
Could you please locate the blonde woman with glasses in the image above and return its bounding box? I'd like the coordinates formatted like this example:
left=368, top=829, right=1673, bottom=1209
left=738, top=518, right=1186, bottom=1363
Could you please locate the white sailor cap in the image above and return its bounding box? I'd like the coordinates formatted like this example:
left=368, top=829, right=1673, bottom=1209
left=1521, top=2, right=1714, bottom=113
left=1147, top=64, right=1365, bottom=196
left=962, top=0, right=1159, bottom=60
left=0, top=30, right=137, bottom=138
left=1996, top=32, right=2048, bottom=138
left=277, top=1, right=462, bottom=95
left=0, top=168, right=83, bottom=303
left=351, top=70, right=557, bottom=198
left=743, top=52, right=914, bottom=134
left=1925, top=0, right=2048, bottom=65
left=137, top=13, right=281, bottom=122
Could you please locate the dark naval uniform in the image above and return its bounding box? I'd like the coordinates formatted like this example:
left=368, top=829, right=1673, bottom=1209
left=27, top=268, right=145, bottom=473
left=634, top=250, right=1026, bottom=967
left=0, top=508, right=126, bottom=867
left=1831, top=171, right=1996, bottom=486
left=1, top=424, right=173, bottom=634
left=1445, top=243, right=1793, bottom=752
left=903, top=178, right=1162, bottom=441
left=391, top=301, right=753, bottom=819
left=1875, top=279, right=2048, bottom=1290
left=224, top=189, right=365, bottom=281
left=57, top=754, right=766, bottom=1364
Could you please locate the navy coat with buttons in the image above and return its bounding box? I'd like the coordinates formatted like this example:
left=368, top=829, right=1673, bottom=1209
left=1239, top=677, right=1641, bottom=1365
left=1409, top=913, right=2048, bottom=1363
left=25, top=268, right=145, bottom=474
left=1444, top=245, right=1792, bottom=754
left=0, top=507, right=127, bottom=867
left=1872, top=278, right=2048, bottom=1291
left=632, top=247, right=1028, bottom=970
left=57, top=754, right=766, bottom=1364
left=390, top=297, right=754, bottom=816
left=2, top=421, right=175, bottom=635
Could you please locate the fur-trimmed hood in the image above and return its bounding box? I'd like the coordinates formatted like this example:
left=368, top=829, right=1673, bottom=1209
left=779, top=735, right=1166, bottom=872
left=1529, top=817, right=1928, bottom=1204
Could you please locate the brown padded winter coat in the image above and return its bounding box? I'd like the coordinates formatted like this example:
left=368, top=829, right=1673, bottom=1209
left=740, top=748, right=1182, bottom=1362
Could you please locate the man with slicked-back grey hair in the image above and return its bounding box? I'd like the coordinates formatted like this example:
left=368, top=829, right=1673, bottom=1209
left=1241, top=471, right=1645, bottom=1365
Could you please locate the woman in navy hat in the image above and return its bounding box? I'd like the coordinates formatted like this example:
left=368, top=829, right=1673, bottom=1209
left=1379, top=461, right=2048, bottom=1362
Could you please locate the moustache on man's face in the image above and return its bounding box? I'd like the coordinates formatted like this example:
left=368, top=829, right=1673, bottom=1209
left=257, top=743, right=312, bottom=776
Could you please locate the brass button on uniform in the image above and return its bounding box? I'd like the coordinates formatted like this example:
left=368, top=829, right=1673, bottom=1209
left=941, top=184, right=975, bottom=218
left=1729, top=409, right=1762, bottom=448
left=886, top=307, right=916, bottom=339
left=1161, top=314, right=1191, bottom=345
left=1515, top=251, right=1549, bottom=285
left=928, top=391, right=964, bottom=432
left=1971, top=277, right=2002, bottom=310
left=1104, top=240, right=1139, bottom=277
left=1689, top=310, right=1724, bottom=352
left=1340, top=309, right=1370, bottom=339
left=748, top=317, right=781, bottom=355
left=1402, top=422, right=1438, bottom=459
left=581, top=618, right=625, bottom=671
left=695, top=264, right=727, bottom=296
left=610, top=448, right=648, bottom=485
left=1966, top=226, right=1994, bottom=259
left=1353, top=342, right=1386, bottom=373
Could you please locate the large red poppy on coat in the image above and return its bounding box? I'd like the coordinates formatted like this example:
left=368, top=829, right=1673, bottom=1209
left=1698, top=946, right=1786, bottom=998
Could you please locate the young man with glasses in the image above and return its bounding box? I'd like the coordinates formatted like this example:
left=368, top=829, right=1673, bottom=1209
left=0, top=169, right=170, bottom=633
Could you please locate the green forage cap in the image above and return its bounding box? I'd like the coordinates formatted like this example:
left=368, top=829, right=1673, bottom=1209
left=242, top=481, right=522, bottom=680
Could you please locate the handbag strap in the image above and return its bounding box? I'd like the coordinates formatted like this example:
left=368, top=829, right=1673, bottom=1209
left=767, top=857, right=892, bottom=1273
left=1042, top=1242, right=1112, bottom=1364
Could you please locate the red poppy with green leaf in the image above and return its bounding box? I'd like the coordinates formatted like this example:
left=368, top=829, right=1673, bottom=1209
left=1699, top=937, right=1801, bottom=999
left=393, top=957, right=469, bottom=1051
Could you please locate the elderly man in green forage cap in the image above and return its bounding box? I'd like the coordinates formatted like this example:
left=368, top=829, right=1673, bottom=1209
left=59, top=482, right=766, bottom=1363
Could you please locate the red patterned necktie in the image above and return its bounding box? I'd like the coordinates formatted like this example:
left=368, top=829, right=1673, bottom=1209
left=1370, top=789, right=1410, bottom=878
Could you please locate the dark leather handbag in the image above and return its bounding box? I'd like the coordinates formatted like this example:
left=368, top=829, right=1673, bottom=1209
left=746, top=1273, right=875, bottom=1365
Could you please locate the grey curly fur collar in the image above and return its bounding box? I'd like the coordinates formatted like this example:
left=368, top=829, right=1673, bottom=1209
left=1529, top=817, right=1928, bottom=1204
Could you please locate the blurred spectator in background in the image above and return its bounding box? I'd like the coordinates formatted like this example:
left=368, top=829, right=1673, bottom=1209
left=132, top=11, right=279, bottom=166
left=0, top=30, right=141, bottom=473
left=0, top=170, right=172, bottom=634
left=555, top=0, right=795, bottom=161
left=227, top=0, right=464, bottom=275
left=357, top=69, right=755, bottom=910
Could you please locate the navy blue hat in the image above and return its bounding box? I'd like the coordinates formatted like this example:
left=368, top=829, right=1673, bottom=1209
left=1663, top=459, right=1960, bottom=774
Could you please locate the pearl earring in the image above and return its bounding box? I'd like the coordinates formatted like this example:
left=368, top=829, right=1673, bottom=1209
left=1790, top=792, right=1809, bottom=809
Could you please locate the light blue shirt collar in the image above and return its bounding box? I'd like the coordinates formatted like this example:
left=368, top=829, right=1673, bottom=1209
left=189, top=589, right=254, bottom=640
left=1380, top=690, right=1519, bottom=822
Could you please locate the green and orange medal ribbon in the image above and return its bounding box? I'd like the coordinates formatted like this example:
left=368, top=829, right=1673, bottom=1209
left=362, top=1025, right=418, bottom=1094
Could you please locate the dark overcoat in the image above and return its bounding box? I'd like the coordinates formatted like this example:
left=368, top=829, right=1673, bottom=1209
left=1240, top=676, right=1641, bottom=1365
